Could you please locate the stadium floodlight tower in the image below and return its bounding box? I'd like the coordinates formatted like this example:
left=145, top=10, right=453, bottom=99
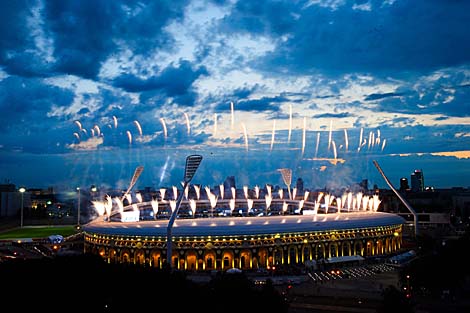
left=373, top=160, right=418, bottom=237
left=278, top=168, right=292, bottom=200
left=121, top=166, right=144, bottom=203
left=166, top=154, right=203, bottom=269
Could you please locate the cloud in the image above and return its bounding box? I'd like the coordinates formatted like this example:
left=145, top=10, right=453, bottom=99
left=251, top=1, right=470, bottom=75
left=364, top=92, right=404, bottom=101
left=313, top=112, right=352, bottom=119
left=113, top=60, right=207, bottom=105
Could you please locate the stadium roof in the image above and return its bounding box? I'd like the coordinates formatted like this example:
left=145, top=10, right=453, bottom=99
left=83, top=212, right=405, bottom=237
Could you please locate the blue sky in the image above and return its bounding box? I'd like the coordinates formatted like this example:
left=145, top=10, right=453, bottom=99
left=1, top=0, right=469, bottom=192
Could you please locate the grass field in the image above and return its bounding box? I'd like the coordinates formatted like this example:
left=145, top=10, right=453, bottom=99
left=0, top=226, right=79, bottom=240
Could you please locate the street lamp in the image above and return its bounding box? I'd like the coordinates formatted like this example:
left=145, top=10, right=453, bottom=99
left=76, top=187, right=81, bottom=229
left=166, top=154, right=203, bottom=269
left=19, top=187, right=26, bottom=228
left=278, top=168, right=292, bottom=200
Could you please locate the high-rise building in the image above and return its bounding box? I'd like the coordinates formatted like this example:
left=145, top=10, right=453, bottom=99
left=223, top=176, right=236, bottom=191
left=410, top=169, right=424, bottom=192
left=296, top=177, right=304, bottom=193
left=400, top=177, right=410, bottom=191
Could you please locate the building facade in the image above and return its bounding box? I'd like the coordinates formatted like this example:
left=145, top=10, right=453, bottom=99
left=83, top=209, right=404, bottom=271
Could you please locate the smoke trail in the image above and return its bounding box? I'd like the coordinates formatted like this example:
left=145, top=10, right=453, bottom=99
left=328, top=120, right=332, bottom=151
left=242, top=123, right=248, bottom=151
left=230, top=101, right=235, bottom=129
left=184, top=112, right=190, bottom=136
left=315, top=132, right=320, bottom=159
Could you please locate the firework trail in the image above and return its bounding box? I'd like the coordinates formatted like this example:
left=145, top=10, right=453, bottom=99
left=230, top=101, right=235, bottom=129
left=328, top=120, right=332, bottom=151
left=126, top=130, right=132, bottom=145
left=74, top=120, right=82, bottom=131
left=133, top=120, right=143, bottom=137
left=381, top=139, right=387, bottom=151
left=270, top=120, right=276, bottom=152
left=160, top=118, right=168, bottom=140
left=315, top=132, right=320, bottom=159
left=184, top=112, right=190, bottom=136
left=213, top=113, right=218, bottom=136
left=358, top=127, right=363, bottom=152
left=242, top=123, right=248, bottom=151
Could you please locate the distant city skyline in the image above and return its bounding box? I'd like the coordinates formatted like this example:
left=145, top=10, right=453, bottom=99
left=1, top=1, right=469, bottom=191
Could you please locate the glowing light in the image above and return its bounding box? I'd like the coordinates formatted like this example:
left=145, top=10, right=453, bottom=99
left=230, top=101, right=235, bottom=129
left=189, top=199, right=197, bottom=217
left=358, top=127, right=363, bottom=152
left=315, top=132, right=320, bottom=159
left=328, top=120, right=332, bottom=151
left=151, top=199, right=159, bottom=217
left=243, top=186, right=249, bottom=199
left=93, top=125, right=101, bottom=136
left=133, top=120, right=143, bottom=137
left=194, top=185, right=200, bottom=200
left=381, top=139, right=387, bottom=152
left=219, top=184, right=224, bottom=199
left=254, top=185, right=260, bottom=199
left=160, top=188, right=166, bottom=201
left=160, top=118, right=167, bottom=140
left=74, top=120, right=82, bottom=131
left=242, top=123, right=248, bottom=151
left=184, top=112, right=190, bottom=136
left=247, top=199, right=254, bottom=213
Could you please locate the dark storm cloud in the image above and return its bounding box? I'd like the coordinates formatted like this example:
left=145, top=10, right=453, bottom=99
left=235, top=96, right=286, bottom=112
left=0, top=76, right=74, bottom=152
left=223, top=0, right=470, bottom=75
left=0, top=76, right=74, bottom=130
left=0, top=0, right=52, bottom=77
left=220, top=0, right=296, bottom=36
left=313, top=112, right=352, bottom=119
left=373, top=83, right=470, bottom=117
left=364, top=92, right=404, bottom=101
left=113, top=61, right=208, bottom=105
left=0, top=0, right=188, bottom=79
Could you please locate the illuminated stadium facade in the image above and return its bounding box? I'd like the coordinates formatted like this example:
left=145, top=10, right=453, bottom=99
left=83, top=195, right=406, bottom=271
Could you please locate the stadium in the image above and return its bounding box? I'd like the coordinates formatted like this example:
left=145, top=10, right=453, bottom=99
left=83, top=188, right=406, bottom=272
